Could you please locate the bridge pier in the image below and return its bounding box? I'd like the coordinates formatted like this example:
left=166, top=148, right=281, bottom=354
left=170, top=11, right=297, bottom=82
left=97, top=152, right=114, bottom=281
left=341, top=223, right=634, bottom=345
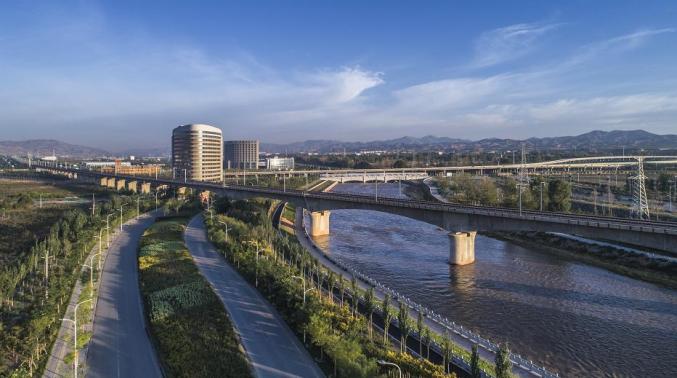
left=100, top=177, right=108, bottom=186
left=310, top=211, right=331, bottom=236
left=140, top=182, right=151, bottom=194
left=106, top=177, right=116, bottom=188
left=449, top=231, right=476, bottom=265
left=127, top=180, right=138, bottom=193
left=116, top=179, right=126, bottom=191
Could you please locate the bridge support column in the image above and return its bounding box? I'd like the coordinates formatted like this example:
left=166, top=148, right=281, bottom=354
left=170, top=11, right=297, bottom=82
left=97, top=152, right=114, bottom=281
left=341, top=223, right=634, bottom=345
left=100, top=177, right=108, bottom=186
left=310, top=211, right=331, bottom=236
left=140, top=182, right=151, bottom=194
left=106, top=177, right=116, bottom=188
left=116, top=179, right=126, bottom=191
left=449, top=231, right=476, bottom=265
left=127, top=180, right=138, bottom=193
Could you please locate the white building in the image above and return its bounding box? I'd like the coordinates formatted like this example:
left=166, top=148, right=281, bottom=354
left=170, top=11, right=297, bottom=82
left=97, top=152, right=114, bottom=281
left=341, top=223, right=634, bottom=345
left=84, top=161, right=132, bottom=168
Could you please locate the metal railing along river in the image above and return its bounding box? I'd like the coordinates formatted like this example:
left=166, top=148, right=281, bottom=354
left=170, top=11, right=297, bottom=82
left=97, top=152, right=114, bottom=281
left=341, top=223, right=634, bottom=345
left=300, top=213, right=559, bottom=378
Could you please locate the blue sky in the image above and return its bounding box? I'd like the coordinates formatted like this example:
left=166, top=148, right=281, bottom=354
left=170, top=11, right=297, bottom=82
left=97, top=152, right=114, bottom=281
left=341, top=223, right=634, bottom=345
left=1, top=1, right=676, bottom=151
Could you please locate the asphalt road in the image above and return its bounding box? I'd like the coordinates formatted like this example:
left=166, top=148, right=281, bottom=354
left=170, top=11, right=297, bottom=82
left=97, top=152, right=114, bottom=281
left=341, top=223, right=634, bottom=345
left=86, top=211, right=162, bottom=378
left=184, top=216, right=324, bottom=378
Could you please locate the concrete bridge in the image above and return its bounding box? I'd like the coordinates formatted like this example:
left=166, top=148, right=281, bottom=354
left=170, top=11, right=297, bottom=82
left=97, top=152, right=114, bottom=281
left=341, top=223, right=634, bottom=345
left=32, top=164, right=677, bottom=266
left=319, top=171, right=429, bottom=183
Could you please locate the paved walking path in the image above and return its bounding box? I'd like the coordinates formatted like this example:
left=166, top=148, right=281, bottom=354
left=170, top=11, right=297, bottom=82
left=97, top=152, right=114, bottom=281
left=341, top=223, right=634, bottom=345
left=44, top=246, right=95, bottom=378
left=184, top=215, right=324, bottom=378
left=86, top=211, right=162, bottom=378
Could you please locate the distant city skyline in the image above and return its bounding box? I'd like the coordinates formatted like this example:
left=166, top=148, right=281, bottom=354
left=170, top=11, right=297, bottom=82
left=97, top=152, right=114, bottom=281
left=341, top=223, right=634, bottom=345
left=1, top=1, right=676, bottom=150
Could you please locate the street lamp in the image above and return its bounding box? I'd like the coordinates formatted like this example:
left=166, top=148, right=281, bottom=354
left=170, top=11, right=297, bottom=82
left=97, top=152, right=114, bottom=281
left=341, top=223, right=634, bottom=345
left=245, top=240, right=263, bottom=287
left=105, top=214, right=114, bottom=247
left=60, top=298, right=93, bottom=378
left=93, top=229, right=103, bottom=269
left=539, top=181, right=547, bottom=212
left=119, top=205, right=125, bottom=231
left=82, top=252, right=101, bottom=309
left=217, top=220, right=230, bottom=243
left=292, top=275, right=311, bottom=304
left=377, top=360, right=402, bottom=378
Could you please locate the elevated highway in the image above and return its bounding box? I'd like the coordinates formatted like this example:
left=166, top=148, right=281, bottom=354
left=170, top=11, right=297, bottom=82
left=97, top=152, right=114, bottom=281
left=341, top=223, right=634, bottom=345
left=34, top=163, right=677, bottom=265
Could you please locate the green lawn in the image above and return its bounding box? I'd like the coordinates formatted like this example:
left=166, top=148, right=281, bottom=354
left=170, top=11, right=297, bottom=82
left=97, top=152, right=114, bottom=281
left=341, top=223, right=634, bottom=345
left=138, top=216, right=251, bottom=378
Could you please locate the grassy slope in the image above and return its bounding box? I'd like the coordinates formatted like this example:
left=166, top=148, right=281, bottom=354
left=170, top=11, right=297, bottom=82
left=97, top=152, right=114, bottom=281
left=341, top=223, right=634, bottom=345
left=138, top=216, right=251, bottom=378
left=0, top=180, right=88, bottom=264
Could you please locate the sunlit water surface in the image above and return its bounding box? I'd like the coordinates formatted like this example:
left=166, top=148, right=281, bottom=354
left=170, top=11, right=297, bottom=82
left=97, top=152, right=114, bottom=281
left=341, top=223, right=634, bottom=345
left=306, top=183, right=677, bottom=377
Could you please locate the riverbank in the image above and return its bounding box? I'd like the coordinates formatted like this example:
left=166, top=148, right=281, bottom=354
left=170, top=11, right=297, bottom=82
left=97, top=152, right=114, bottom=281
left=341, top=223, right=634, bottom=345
left=322, top=182, right=677, bottom=377
left=489, top=231, right=677, bottom=289
left=421, top=177, right=677, bottom=288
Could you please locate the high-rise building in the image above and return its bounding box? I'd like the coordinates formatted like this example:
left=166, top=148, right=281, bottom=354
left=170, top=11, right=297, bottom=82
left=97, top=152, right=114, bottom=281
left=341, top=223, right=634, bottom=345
left=172, top=124, right=223, bottom=182
left=224, top=140, right=259, bottom=169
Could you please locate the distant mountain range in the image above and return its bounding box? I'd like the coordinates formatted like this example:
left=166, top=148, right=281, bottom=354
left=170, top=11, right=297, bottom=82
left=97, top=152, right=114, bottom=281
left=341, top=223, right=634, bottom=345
left=0, top=139, right=110, bottom=158
left=262, top=130, right=677, bottom=153
left=1, top=130, right=676, bottom=158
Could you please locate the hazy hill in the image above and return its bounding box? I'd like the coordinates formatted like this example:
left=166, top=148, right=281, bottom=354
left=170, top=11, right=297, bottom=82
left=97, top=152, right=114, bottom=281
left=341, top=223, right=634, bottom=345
left=2, top=130, right=676, bottom=158
left=262, top=130, right=677, bottom=153
left=0, top=139, right=110, bottom=158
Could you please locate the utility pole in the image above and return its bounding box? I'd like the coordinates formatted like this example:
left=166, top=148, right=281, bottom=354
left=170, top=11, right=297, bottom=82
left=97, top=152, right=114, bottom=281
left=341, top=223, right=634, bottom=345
left=43, top=249, right=50, bottom=298
left=137, top=196, right=140, bottom=218
left=593, top=188, right=598, bottom=215
left=518, top=144, right=528, bottom=216
left=106, top=214, right=114, bottom=248
left=607, top=175, right=613, bottom=216
left=91, top=193, right=95, bottom=216
left=120, top=205, right=124, bottom=231
left=375, top=180, right=378, bottom=201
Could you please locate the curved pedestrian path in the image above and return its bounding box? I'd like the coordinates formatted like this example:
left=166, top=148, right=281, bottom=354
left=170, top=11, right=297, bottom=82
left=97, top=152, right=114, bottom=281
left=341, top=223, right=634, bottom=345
left=184, top=215, right=324, bottom=378
left=86, top=211, right=162, bottom=378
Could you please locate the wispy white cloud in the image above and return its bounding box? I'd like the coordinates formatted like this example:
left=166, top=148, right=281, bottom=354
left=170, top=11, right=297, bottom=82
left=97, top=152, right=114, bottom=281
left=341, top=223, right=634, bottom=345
left=471, top=22, right=562, bottom=68
left=1, top=4, right=676, bottom=147
left=565, top=28, right=676, bottom=67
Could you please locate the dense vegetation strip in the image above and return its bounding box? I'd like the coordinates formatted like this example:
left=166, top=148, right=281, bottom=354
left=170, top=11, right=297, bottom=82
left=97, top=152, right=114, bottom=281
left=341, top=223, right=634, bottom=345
left=204, top=198, right=506, bottom=377
left=137, top=212, right=251, bottom=378
left=0, top=177, right=152, bottom=376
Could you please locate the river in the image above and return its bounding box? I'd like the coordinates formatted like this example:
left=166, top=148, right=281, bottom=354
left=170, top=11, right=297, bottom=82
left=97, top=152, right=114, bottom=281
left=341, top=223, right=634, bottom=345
left=306, top=183, right=677, bottom=377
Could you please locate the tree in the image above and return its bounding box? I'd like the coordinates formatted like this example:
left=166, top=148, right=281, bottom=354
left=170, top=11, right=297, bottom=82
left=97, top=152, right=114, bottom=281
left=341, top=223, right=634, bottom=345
left=471, top=343, right=481, bottom=378
left=350, top=275, right=359, bottom=318
left=657, top=173, right=672, bottom=193
left=422, top=326, right=432, bottom=359
left=326, top=271, right=336, bottom=304
left=363, top=287, right=376, bottom=340
left=397, top=302, right=411, bottom=353
left=416, top=311, right=425, bottom=357
left=442, top=332, right=453, bottom=374
left=548, top=179, right=571, bottom=212
left=495, top=342, right=512, bottom=378
left=393, top=160, right=407, bottom=168
left=354, top=161, right=371, bottom=169
left=382, top=294, right=393, bottom=346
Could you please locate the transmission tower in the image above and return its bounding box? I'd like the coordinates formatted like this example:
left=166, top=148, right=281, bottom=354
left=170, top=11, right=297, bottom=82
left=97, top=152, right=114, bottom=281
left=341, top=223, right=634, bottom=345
left=631, top=157, right=650, bottom=220
left=518, top=144, right=530, bottom=215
